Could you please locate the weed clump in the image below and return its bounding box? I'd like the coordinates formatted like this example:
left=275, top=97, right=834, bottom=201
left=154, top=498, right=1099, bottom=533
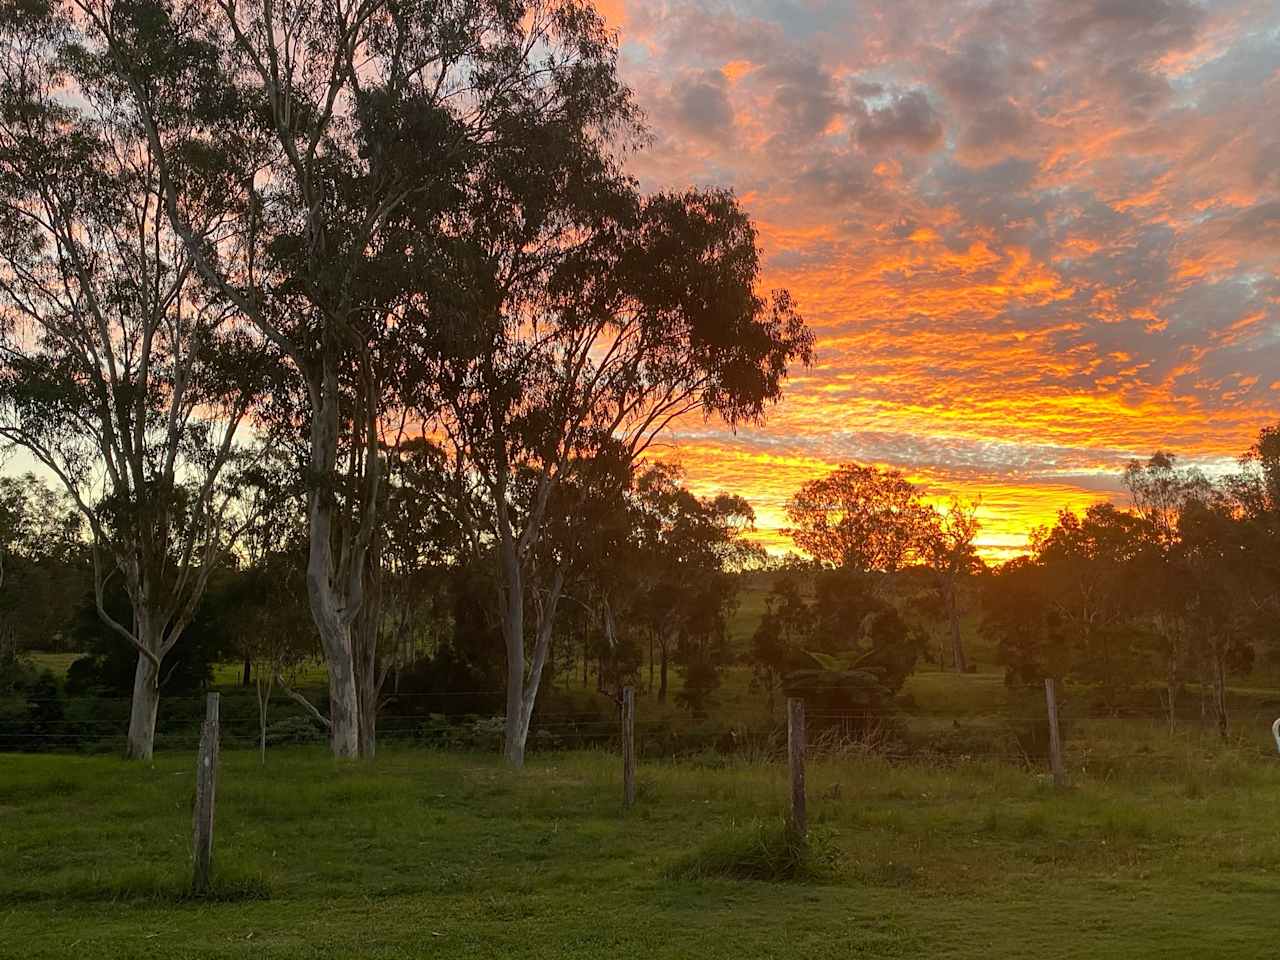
left=666, top=818, right=842, bottom=883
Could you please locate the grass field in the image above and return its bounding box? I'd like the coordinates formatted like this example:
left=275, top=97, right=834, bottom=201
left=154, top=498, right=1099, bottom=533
left=5, top=741, right=1280, bottom=959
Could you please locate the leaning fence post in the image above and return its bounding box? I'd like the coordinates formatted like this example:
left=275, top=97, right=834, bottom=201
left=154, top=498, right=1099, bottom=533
left=192, top=691, right=220, bottom=894
left=1044, top=678, right=1066, bottom=788
left=622, top=686, right=636, bottom=809
left=787, top=697, right=806, bottom=837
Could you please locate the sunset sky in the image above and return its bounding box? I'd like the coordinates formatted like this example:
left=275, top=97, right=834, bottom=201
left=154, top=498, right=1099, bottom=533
left=601, top=0, right=1280, bottom=560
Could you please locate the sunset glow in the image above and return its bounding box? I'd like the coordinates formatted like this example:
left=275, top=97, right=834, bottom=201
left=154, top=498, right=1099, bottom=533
left=607, top=0, right=1280, bottom=560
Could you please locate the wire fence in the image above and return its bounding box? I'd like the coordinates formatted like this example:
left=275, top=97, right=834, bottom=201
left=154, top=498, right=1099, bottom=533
left=6, top=684, right=1280, bottom=768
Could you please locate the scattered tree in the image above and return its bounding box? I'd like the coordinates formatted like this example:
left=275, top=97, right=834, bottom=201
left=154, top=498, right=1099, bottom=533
left=922, top=498, right=982, bottom=673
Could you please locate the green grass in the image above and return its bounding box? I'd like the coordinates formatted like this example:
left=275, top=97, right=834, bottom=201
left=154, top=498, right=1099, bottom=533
left=5, top=743, right=1280, bottom=958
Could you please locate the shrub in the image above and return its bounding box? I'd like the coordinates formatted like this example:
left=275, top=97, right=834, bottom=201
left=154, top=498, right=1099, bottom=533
left=666, top=818, right=842, bottom=883
left=265, top=715, right=325, bottom=746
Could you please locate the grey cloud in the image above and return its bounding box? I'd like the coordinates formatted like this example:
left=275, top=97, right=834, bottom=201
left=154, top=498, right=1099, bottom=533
left=660, top=3, right=786, bottom=65
left=1047, top=0, right=1205, bottom=60
left=856, top=89, right=944, bottom=153
left=935, top=41, right=1018, bottom=106
left=960, top=100, right=1036, bottom=155
left=759, top=59, right=845, bottom=139
left=1224, top=200, right=1280, bottom=250
left=670, top=70, right=735, bottom=141
left=789, top=150, right=877, bottom=207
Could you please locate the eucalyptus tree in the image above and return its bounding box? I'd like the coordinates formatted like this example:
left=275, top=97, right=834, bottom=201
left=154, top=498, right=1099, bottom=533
left=629, top=464, right=759, bottom=705
left=68, top=0, right=640, bottom=756
left=352, top=436, right=462, bottom=757
left=0, top=3, right=264, bottom=759
left=1175, top=495, right=1258, bottom=739
left=418, top=177, right=811, bottom=765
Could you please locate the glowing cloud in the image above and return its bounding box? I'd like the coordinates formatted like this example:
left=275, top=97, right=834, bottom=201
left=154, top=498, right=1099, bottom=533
left=617, top=0, right=1280, bottom=559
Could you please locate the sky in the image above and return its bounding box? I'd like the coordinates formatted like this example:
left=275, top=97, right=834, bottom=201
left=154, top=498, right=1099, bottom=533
left=599, top=0, right=1280, bottom=560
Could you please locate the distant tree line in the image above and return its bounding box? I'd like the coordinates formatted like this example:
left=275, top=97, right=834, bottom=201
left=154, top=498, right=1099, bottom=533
left=744, top=430, right=1279, bottom=741
left=984, top=430, right=1280, bottom=736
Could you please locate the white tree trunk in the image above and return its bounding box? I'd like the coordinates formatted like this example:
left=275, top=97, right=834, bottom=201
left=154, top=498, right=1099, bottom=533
left=256, top=674, right=271, bottom=765
left=126, top=651, right=160, bottom=761
left=304, top=371, right=372, bottom=761
left=499, top=555, right=564, bottom=769
left=322, top=629, right=360, bottom=759
left=501, top=555, right=527, bottom=768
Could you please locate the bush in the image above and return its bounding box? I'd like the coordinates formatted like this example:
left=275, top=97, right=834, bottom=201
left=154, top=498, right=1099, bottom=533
left=0, top=651, right=68, bottom=751
left=414, top=714, right=506, bottom=752
left=265, top=715, right=325, bottom=746
left=666, top=819, right=842, bottom=883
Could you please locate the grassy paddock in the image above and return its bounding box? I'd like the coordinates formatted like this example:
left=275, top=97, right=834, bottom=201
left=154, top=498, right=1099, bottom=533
left=4, top=743, right=1280, bottom=958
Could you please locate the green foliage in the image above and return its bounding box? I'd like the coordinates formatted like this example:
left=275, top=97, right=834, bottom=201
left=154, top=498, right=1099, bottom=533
left=749, top=570, right=925, bottom=727
left=783, top=463, right=934, bottom=573
left=982, top=504, right=1160, bottom=689
left=64, top=585, right=227, bottom=698
left=0, top=646, right=65, bottom=751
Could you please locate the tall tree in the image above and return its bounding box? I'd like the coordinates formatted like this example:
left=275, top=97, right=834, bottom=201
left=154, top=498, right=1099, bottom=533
left=984, top=504, right=1157, bottom=711
left=420, top=177, right=810, bottom=765
left=0, top=4, right=262, bottom=759
left=1175, top=495, right=1257, bottom=739
left=1122, top=451, right=1215, bottom=723
left=1123, top=452, right=1211, bottom=548
left=627, top=465, right=758, bottom=713
left=352, top=437, right=461, bottom=757
left=749, top=573, right=809, bottom=715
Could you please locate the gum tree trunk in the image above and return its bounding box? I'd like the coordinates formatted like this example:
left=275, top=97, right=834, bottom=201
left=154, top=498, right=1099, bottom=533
left=304, top=370, right=369, bottom=761
left=947, top=585, right=967, bottom=673
left=126, top=651, right=160, bottom=761
left=499, top=535, right=565, bottom=769
left=321, top=628, right=360, bottom=759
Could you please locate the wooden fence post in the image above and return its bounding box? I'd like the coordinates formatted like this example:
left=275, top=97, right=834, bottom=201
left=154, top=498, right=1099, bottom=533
left=787, top=697, right=806, bottom=837
left=1044, top=678, right=1066, bottom=788
left=192, top=692, right=220, bottom=894
left=622, top=686, right=636, bottom=809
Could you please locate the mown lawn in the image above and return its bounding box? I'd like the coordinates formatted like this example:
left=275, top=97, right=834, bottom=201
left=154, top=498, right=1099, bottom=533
left=4, top=744, right=1280, bottom=959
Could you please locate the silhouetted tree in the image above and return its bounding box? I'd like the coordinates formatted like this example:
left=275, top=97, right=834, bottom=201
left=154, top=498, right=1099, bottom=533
left=784, top=463, right=933, bottom=582
left=922, top=498, right=983, bottom=672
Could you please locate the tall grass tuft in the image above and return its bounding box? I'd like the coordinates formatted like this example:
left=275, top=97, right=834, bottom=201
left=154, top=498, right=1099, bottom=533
left=666, top=818, right=842, bottom=883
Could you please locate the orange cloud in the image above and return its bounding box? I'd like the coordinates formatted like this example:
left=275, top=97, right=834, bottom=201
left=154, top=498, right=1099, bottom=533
left=617, top=0, right=1280, bottom=560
